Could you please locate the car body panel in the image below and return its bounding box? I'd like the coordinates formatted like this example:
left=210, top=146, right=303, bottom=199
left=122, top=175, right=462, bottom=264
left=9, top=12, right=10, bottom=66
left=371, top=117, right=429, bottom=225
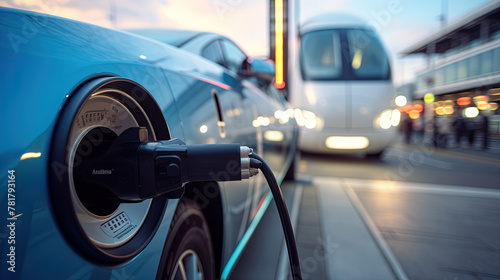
left=131, top=28, right=296, bottom=259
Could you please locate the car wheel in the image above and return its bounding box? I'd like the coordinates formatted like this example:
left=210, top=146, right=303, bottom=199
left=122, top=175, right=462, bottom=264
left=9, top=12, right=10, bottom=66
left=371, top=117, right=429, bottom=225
left=157, top=198, right=216, bottom=280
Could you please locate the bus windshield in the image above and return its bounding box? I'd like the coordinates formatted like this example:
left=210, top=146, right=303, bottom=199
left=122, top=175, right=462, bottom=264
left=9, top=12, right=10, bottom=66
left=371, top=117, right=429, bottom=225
left=300, top=30, right=343, bottom=80
left=300, top=28, right=391, bottom=81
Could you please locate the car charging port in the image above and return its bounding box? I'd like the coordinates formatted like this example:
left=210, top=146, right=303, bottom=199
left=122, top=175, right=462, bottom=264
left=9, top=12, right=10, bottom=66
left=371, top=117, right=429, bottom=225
left=50, top=78, right=171, bottom=261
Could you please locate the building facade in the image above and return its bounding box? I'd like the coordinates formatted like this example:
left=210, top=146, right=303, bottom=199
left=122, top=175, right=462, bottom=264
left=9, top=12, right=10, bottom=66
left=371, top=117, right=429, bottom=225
left=401, top=1, right=500, bottom=135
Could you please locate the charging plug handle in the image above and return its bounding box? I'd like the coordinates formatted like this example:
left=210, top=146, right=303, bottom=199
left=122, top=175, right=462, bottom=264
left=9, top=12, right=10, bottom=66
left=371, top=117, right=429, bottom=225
left=75, top=127, right=257, bottom=201
left=138, top=139, right=254, bottom=199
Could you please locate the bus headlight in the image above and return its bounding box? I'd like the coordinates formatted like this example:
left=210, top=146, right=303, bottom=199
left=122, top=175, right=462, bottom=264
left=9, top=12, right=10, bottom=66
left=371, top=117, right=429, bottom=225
left=391, top=109, right=401, bottom=127
left=375, top=109, right=400, bottom=129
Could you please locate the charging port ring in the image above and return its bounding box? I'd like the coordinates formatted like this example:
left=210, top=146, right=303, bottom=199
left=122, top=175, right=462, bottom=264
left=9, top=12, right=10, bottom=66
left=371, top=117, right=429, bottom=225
left=49, top=77, right=170, bottom=263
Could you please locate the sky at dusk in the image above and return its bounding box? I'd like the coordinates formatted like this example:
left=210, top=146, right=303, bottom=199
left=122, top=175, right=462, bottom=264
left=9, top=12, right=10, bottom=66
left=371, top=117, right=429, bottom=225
left=1, top=0, right=493, bottom=86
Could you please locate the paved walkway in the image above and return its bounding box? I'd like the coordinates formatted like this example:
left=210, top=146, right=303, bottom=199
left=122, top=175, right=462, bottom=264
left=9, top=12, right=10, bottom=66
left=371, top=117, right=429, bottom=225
left=313, top=177, right=399, bottom=280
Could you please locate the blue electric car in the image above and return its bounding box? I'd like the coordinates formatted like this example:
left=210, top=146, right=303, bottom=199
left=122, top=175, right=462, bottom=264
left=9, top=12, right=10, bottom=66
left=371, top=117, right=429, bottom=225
left=0, top=8, right=296, bottom=280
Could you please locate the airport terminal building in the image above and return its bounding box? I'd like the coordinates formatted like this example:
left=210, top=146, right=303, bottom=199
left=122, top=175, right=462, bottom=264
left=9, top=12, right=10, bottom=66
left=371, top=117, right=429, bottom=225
left=401, top=1, right=500, bottom=134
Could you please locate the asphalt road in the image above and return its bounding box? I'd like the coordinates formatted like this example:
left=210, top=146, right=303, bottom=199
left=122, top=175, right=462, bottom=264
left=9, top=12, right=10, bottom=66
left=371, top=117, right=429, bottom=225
left=300, top=139, right=500, bottom=190
left=230, top=136, right=500, bottom=280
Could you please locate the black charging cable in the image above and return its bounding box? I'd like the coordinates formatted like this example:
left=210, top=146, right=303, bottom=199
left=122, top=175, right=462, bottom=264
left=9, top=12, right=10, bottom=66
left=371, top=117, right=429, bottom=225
left=249, top=153, right=302, bottom=280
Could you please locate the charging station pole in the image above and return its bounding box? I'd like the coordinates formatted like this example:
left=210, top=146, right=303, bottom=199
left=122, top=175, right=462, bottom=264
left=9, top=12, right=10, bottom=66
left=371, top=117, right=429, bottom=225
left=270, top=0, right=289, bottom=91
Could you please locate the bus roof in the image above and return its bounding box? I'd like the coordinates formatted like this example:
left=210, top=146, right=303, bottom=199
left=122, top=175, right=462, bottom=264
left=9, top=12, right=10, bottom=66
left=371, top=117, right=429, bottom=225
left=300, top=13, right=371, bottom=35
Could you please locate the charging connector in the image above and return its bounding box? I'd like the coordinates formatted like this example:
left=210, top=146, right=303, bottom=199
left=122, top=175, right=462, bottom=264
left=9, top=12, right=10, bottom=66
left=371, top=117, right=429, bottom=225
left=75, top=127, right=258, bottom=201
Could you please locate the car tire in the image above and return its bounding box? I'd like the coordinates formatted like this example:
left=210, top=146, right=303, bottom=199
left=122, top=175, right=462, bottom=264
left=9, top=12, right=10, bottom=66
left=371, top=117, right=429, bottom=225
left=157, top=198, right=216, bottom=280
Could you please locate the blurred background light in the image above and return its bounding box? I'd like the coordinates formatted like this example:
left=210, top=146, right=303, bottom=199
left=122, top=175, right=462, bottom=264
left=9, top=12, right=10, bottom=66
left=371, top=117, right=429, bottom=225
left=444, top=105, right=454, bottom=114
left=264, top=130, right=284, bottom=142
left=395, top=95, right=407, bottom=107
left=457, top=97, right=471, bottom=106
left=409, top=111, right=420, bottom=119
left=463, top=107, right=479, bottom=118
left=424, top=93, right=435, bottom=104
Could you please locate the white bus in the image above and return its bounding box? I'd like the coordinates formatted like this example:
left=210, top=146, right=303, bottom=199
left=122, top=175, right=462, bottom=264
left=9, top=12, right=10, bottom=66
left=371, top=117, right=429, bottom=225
left=289, top=13, right=400, bottom=157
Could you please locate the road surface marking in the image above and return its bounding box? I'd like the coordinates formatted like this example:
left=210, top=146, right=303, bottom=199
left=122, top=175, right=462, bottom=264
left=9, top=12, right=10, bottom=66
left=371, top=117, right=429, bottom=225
left=342, top=183, right=409, bottom=280
left=334, top=177, right=500, bottom=198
